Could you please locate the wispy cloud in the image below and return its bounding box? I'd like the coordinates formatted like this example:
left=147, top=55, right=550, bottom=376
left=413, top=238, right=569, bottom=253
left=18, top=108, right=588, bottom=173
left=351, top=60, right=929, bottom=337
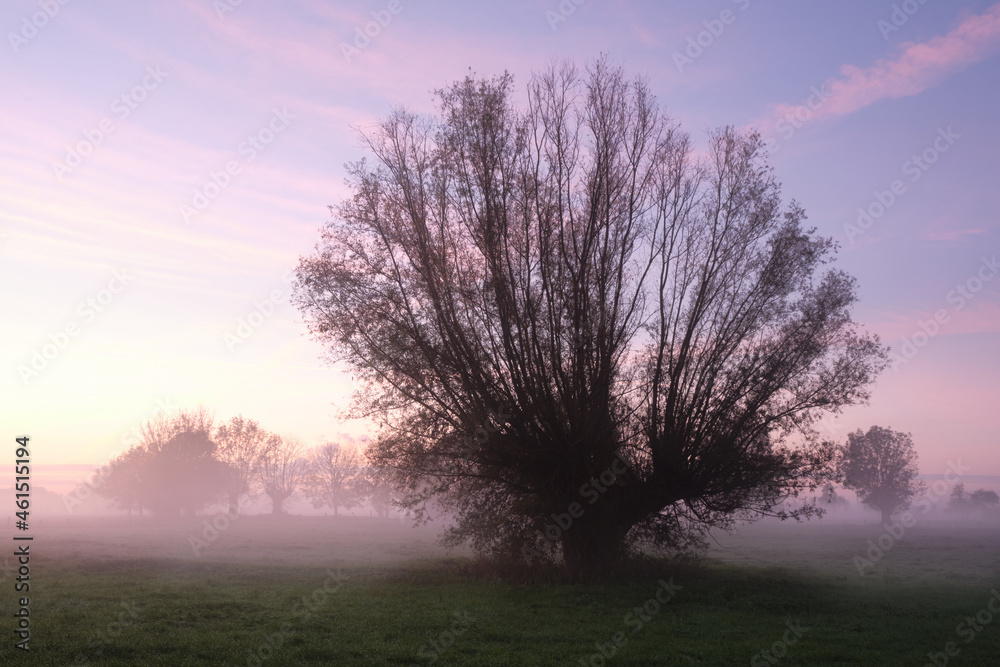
left=759, top=3, right=1000, bottom=132
left=921, top=227, right=988, bottom=242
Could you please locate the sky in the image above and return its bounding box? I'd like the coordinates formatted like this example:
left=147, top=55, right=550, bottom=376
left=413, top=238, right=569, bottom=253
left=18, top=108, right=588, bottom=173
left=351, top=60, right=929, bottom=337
left=2, top=0, right=998, bottom=491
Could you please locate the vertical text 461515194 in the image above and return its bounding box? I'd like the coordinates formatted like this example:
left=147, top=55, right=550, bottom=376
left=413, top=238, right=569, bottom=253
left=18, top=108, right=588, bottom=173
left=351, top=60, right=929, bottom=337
left=13, top=435, right=33, bottom=652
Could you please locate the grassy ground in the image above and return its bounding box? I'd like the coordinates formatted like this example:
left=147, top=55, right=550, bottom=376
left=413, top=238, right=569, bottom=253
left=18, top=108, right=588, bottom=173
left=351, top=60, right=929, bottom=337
left=3, top=516, right=999, bottom=665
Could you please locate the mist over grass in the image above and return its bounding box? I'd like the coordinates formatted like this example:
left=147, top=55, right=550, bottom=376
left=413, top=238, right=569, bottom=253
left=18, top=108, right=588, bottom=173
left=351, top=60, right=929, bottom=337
left=3, top=507, right=1000, bottom=665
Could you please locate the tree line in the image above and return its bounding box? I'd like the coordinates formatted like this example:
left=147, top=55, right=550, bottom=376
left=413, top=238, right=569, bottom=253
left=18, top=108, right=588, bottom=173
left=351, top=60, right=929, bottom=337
left=93, top=408, right=393, bottom=518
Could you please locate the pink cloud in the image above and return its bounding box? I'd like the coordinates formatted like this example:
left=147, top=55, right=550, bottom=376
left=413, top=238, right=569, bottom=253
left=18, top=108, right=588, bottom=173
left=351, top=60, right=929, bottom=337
left=866, top=298, right=1000, bottom=342
left=760, top=3, right=1000, bottom=133
left=921, top=227, right=989, bottom=241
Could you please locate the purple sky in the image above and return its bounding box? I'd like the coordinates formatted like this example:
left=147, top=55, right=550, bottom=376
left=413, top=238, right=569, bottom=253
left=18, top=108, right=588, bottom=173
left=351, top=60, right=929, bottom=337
left=2, top=0, right=999, bottom=479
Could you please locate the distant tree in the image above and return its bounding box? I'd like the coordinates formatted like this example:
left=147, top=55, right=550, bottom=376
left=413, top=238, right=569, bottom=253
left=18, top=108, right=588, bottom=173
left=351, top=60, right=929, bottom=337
left=970, top=489, right=1000, bottom=510
left=259, top=435, right=307, bottom=514
left=819, top=483, right=849, bottom=508
left=142, top=414, right=227, bottom=516
left=215, top=415, right=272, bottom=514
left=951, top=484, right=1000, bottom=514
left=304, top=444, right=364, bottom=516
left=840, top=426, right=923, bottom=524
left=949, top=482, right=969, bottom=510
left=293, top=59, right=887, bottom=577
left=95, top=407, right=227, bottom=517
left=93, top=446, right=146, bottom=515
left=355, top=465, right=400, bottom=518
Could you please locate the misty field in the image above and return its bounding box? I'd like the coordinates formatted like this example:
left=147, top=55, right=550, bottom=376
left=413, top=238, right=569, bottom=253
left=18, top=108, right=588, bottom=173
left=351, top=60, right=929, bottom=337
left=5, top=515, right=1000, bottom=665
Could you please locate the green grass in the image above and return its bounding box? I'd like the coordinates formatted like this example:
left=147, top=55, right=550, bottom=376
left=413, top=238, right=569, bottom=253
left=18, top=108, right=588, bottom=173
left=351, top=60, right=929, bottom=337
left=6, top=554, right=1000, bottom=666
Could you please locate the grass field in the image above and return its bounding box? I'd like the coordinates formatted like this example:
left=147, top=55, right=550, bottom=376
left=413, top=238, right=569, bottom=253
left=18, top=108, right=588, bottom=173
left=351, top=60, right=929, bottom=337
left=3, top=515, right=999, bottom=665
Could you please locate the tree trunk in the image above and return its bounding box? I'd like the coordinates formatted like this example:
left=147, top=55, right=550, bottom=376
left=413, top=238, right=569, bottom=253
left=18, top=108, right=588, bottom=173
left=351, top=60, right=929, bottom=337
left=560, top=517, right=630, bottom=581
left=881, top=507, right=892, bottom=525
left=271, top=496, right=284, bottom=514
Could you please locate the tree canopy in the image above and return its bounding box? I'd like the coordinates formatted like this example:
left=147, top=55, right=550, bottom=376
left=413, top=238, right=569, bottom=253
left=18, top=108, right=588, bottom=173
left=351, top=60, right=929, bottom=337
left=302, top=443, right=365, bottom=516
left=96, top=407, right=227, bottom=517
left=215, top=415, right=274, bottom=514
left=293, top=58, right=888, bottom=577
left=840, top=425, right=923, bottom=524
left=259, top=435, right=307, bottom=514
left=949, top=483, right=1000, bottom=514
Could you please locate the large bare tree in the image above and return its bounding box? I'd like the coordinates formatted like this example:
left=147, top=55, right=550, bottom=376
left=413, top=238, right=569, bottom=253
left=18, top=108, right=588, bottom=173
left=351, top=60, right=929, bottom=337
left=293, top=59, right=887, bottom=577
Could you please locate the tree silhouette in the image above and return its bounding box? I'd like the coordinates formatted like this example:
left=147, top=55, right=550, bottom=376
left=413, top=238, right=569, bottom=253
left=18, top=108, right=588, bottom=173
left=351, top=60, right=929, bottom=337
left=949, top=483, right=999, bottom=514
left=303, top=443, right=364, bottom=517
left=357, top=465, right=397, bottom=518
left=819, top=483, right=849, bottom=508
left=949, top=482, right=969, bottom=510
left=293, top=59, right=888, bottom=577
left=970, top=489, right=999, bottom=510
left=93, top=446, right=146, bottom=515
left=840, top=426, right=923, bottom=524
left=144, top=430, right=227, bottom=516
left=259, top=435, right=306, bottom=514
left=215, top=415, right=271, bottom=514
left=95, top=407, right=227, bottom=517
